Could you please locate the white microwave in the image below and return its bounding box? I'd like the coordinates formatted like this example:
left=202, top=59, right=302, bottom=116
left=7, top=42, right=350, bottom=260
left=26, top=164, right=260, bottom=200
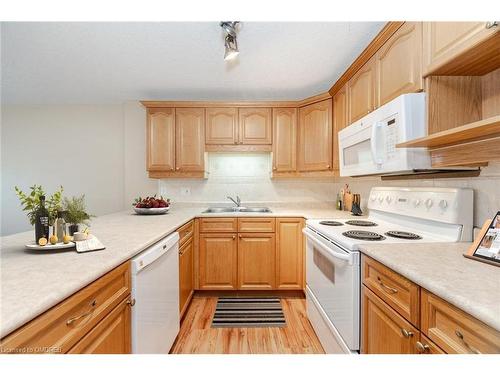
left=338, top=93, right=431, bottom=177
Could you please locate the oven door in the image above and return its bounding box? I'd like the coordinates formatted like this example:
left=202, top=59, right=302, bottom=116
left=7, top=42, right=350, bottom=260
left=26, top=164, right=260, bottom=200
left=303, top=227, right=360, bottom=351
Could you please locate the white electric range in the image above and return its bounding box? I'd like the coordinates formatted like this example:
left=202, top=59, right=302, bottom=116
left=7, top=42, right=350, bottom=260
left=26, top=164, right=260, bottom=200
left=303, top=187, right=473, bottom=354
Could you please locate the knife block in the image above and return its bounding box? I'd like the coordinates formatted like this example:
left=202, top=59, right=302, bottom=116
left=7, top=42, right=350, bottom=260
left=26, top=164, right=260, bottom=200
left=343, top=193, right=354, bottom=212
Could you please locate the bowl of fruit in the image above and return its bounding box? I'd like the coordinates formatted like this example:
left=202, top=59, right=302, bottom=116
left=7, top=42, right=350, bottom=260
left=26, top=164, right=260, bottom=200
left=133, top=196, right=170, bottom=215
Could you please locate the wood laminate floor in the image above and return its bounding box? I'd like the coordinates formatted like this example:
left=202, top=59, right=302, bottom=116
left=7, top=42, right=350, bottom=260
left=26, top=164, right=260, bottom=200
left=171, top=296, right=324, bottom=354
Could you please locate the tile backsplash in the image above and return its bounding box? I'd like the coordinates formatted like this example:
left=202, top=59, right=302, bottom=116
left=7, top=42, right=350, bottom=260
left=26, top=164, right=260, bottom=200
left=159, top=153, right=500, bottom=228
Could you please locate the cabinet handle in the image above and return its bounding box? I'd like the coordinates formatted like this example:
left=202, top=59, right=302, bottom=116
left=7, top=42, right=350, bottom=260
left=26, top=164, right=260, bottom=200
left=239, top=234, right=242, bottom=238
left=273, top=167, right=277, bottom=171
left=326, top=164, right=330, bottom=169
left=127, top=298, right=136, bottom=307
left=401, top=329, right=414, bottom=338
left=455, top=330, right=481, bottom=354
left=486, top=21, right=498, bottom=29
left=376, top=276, right=398, bottom=294
left=416, top=341, right=430, bottom=353
left=232, top=235, right=236, bottom=240
left=176, top=167, right=180, bottom=171
left=66, top=300, right=97, bottom=325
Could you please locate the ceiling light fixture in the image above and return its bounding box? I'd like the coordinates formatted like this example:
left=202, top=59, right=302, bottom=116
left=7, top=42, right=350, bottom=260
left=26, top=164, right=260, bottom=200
left=220, top=21, right=240, bottom=61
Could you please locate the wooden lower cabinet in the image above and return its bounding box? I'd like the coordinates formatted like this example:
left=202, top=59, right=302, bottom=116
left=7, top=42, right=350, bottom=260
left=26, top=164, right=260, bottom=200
left=276, top=218, right=304, bottom=290
left=362, top=286, right=419, bottom=354
left=238, top=233, right=276, bottom=290
left=179, top=237, right=194, bottom=317
left=68, top=298, right=131, bottom=354
left=199, top=233, right=238, bottom=290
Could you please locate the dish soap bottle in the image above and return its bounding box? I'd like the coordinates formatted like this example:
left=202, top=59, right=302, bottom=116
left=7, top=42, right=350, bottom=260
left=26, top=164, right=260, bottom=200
left=35, top=195, right=50, bottom=243
left=54, top=210, right=66, bottom=243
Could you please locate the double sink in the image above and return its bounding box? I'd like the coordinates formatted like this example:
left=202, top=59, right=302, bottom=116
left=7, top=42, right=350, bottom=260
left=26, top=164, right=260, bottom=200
left=202, top=207, right=272, bottom=214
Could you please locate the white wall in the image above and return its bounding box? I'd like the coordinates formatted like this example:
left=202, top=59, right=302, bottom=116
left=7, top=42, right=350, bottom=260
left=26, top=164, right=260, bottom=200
left=1, top=104, right=125, bottom=235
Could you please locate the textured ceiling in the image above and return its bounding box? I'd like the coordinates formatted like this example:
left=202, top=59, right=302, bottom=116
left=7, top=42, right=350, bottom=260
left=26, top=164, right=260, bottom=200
left=1, top=22, right=385, bottom=104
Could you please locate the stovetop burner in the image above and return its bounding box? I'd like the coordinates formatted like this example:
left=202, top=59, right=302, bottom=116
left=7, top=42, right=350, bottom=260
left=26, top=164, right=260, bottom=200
left=345, top=220, right=378, bottom=227
left=342, top=230, right=386, bottom=241
left=385, top=231, right=422, bottom=240
left=319, top=220, right=344, bottom=226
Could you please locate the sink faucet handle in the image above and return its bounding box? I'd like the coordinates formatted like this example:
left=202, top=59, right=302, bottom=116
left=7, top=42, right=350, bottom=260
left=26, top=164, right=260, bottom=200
left=236, top=196, right=241, bottom=206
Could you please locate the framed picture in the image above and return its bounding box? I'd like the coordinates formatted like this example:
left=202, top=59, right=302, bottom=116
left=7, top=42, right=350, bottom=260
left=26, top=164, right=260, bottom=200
left=464, top=211, right=500, bottom=267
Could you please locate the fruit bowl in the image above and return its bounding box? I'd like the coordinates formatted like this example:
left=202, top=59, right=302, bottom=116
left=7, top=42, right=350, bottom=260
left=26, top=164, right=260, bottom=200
left=134, top=206, right=170, bottom=215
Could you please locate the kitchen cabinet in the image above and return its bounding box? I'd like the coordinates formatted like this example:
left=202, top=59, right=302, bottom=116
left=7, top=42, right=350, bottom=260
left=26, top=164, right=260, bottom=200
left=362, top=286, right=419, bottom=354
left=348, top=56, right=376, bottom=124
left=272, top=108, right=297, bottom=172
left=375, top=22, right=423, bottom=107
left=0, top=262, right=131, bottom=354
left=238, top=233, right=276, bottom=290
left=198, top=233, right=238, bottom=290
left=179, top=237, right=194, bottom=317
left=205, top=107, right=238, bottom=145
left=297, top=99, right=332, bottom=171
left=276, top=218, right=304, bottom=290
left=147, top=108, right=175, bottom=172
left=423, top=22, right=499, bottom=76
left=332, top=85, right=347, bottom=172
left=238, top=108, right=272, bottom=145
left=68, top=298, right=131, bottom=354
left=175, top=108, right=205, bottom=172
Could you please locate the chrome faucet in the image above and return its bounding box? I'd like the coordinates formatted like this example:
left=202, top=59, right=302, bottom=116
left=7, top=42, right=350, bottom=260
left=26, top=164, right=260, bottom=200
left=227, top=195, right=241, bottom=207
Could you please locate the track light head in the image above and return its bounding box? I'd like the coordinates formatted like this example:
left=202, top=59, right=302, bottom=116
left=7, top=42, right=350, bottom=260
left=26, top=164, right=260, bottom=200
left=220, top=22, right=240, bottom=61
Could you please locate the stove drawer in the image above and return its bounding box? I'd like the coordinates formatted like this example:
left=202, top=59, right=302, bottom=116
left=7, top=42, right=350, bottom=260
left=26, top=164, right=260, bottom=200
left=362, top=255, right=420, bottom=327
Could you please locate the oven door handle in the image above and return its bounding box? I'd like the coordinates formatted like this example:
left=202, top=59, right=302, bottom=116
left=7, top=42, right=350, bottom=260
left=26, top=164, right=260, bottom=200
left=302, top=228, right=353, bottom=265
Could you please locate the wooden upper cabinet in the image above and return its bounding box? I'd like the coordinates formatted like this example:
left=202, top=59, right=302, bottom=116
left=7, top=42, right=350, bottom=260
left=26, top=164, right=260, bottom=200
left=423, top=22, right=499, bottom=76
left=199, top=233, right=238, bottom=290
left=276, top=218, right=304, bottom=290
left=147, top=108, right=175, bottom=172
left=332, top=85, right=347, bottom=172
left=348, top=56, right=376, bottom=124
left=205, top=107, right=238, bottom=145
left=272, top=108, right=297, bottom=172
left=376, top=22, right=423, bottom=107
left=297, top=99, right=332, bottom=171
left=238, top=233, right=276, bottom=290
left=175, top=108, right=205, bottom=172
left=238, top=108, right=272, bottom=145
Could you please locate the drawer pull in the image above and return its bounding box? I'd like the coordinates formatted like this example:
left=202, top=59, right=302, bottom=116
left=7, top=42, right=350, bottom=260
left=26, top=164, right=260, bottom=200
left=416, top=341, right=430, bottom=353
left=455, top=330, right=481, bottom=354
left=66, top=300, right=97, bottom=325
left=401, top=329, right=414, bottom=338
left=377, top=276, right=398, bottom=294
left=486, top=21, right=498, bottom=29
left=127, top=298, right=136, bottom=306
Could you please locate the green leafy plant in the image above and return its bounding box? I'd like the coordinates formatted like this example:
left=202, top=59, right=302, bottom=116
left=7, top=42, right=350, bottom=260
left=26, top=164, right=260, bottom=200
left=63, top=195, right=94, bottom=226
left=15, top=185, right=63, bottom=226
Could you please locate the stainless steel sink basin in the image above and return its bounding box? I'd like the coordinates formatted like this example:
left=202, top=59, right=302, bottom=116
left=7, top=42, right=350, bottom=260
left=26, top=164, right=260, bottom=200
left=202, top=207, right=271, bottom=214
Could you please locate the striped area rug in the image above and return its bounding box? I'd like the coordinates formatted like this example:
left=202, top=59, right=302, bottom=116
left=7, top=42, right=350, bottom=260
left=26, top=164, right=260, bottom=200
left=212, top=297, right=286, bottom=328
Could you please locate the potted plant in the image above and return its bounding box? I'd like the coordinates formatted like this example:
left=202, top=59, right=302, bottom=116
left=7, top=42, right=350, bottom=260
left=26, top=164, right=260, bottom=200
left=15, top=185, right=63, bottom=241
left=63, top=195, right=94, bottom=235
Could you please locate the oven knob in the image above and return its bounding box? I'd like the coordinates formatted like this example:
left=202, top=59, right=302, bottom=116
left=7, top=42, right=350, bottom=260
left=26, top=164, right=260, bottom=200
left=413, top=199, right=421, bottom=207
left=425, top=198, right=433, bottom=208
left=378, top=196, right=384, bottom=203
left=386, top=196, right=392, bottom=203
left=439, top=199, right=448, bottom=209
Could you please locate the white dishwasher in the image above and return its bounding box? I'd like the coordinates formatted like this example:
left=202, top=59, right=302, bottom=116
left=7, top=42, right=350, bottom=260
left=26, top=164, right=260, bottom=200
left=131, top=232, right=180, bottom=354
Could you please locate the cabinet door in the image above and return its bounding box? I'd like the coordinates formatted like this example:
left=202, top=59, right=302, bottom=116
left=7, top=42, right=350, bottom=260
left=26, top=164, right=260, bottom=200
left=348, top=57, right=376, bottom=123
left=205, top=107, right=238, bottom=145
left=272, top=108, right=297, bottom=172
left=175, top=108, right=205, bottom=171
left=179, top=237, right=194, bottom=317
left=238, top=233, right=276, bottom=290
left=332, top=85, right=347, bottom=172
left=147, top=108, right=175, bottom=172
left=297, top=99, right=332, bottom=171
left=376, top=22, right=423, bottom=107
left=238, top=108, right=272, bottom=144
left=361, top=286, right=418, bottom=354
left=68, top=298, right=131, bottom=354
left=423, top=22, right=499, bottom=75
left=276, top=218, right=304, bottom=290
left=199, top=234, right=237, bottom=290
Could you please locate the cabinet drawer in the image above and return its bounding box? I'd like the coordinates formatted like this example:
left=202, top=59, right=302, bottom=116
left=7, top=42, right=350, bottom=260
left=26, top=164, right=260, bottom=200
left=238, top=217, right=276, bottom=232
left=177, top=220, right=194, bottom=245
left=0, top=262, right=130, bottom=354
left=362, top=256, right=420, bottom=327
left=199, top=218, right=238, bottom=233
left=421, top=289, right=500, bottom=354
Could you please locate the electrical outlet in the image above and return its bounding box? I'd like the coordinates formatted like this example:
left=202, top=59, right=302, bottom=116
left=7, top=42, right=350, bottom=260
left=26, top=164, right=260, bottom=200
left=181, top=187, right=191, bottom=196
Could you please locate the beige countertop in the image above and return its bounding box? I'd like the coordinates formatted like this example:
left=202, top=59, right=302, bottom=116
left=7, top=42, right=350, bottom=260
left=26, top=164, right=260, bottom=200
left=359, top=242, right=500, bottom=332
left=0, top=202, right=350, bottom=337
